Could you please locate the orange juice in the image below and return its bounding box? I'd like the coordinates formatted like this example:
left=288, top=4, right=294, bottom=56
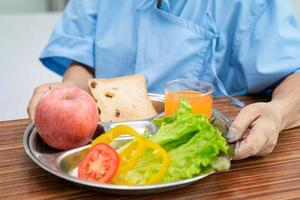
left=165, top=90, right=213, bottom=118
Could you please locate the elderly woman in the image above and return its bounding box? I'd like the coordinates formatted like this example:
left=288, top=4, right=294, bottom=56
left=28, top=0, right=300, bottom=160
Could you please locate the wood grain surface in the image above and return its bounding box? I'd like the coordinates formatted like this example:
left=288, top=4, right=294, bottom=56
left=1, top=95, right=300, bottom=200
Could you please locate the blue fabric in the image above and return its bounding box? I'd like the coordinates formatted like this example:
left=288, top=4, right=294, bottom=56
left=40, top=0, right=300, bottom=96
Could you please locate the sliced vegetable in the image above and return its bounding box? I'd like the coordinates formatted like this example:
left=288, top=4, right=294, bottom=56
left=113, top=140, right=170, bottom=185
left=91, top=125, right=146, bottom=174
left=78, top=143, right=119, bottom=183
left=144, top=140, right=170, bottom=184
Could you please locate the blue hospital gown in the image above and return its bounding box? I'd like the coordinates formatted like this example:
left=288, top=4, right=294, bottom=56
left=40, top=0, right=300, bottom=99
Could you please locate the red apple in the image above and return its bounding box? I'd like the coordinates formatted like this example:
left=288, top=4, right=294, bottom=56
left=35, top=87, right=99, bottom=150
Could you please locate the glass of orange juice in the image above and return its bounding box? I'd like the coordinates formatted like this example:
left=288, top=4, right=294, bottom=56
left=165, top=79, right=214, bottom=118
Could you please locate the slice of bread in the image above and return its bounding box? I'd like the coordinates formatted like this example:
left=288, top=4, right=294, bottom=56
left=88, top=74, right=157, bottom=122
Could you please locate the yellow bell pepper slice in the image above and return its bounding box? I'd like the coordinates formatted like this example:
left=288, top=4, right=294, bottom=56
left=144, top=140, right=170, bottom=184
left=113, top=140, right=170, bottom=185
left=90, top=125, right=145, bottom=174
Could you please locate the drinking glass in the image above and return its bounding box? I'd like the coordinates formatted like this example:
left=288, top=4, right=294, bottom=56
left=164, top=79, right=214, bottom=118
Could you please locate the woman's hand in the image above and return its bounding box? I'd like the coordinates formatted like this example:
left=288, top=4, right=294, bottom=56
left=27, top=81, right=77, bottom=121
left=228, top=102, right=285, bottom=160
left=228, top=73, right=300, bottom=160
left=27, top=61, right=95, bottom=122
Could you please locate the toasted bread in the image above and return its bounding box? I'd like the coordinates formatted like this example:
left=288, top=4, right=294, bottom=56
left=88, top=74, right=157, bottom=122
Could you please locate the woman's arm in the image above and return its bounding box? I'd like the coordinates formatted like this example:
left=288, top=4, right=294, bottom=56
left=63, top=62, right=94, bottom=91
left=27, top=62, right=94, bottom=121
left=229, top=73, right=300, bottom=160
left=271, top=73, right=300, bottom=129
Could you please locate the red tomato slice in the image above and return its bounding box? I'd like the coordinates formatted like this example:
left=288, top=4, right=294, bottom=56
left=78, top=143, right=120, bottom=183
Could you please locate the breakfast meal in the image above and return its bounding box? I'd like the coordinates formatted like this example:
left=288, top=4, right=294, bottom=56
left=33, top=75, right=232, bottom=187
left=88, top=74, right=157, bottom=122
left=78, top=100, right=231, bottom=185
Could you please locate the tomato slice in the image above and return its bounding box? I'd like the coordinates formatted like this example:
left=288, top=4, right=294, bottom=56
left=78, top=143, right=120, bottom=183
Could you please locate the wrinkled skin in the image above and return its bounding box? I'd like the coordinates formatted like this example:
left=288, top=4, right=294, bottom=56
left=229, top=102, right=283, bottom=160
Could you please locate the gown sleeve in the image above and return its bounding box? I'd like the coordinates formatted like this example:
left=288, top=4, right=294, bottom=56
left=39, top=0, right=99, bottom=75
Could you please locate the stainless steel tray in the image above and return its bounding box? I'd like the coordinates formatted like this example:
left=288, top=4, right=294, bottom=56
left=23, top=94, right=233, bottom=195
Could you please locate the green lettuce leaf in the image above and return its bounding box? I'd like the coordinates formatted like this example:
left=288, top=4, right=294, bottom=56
left=163, top=120, right=228, bottom=182
left=151, top=100, right=204, bottom=151
left=121, top=100, right=230, bottom=185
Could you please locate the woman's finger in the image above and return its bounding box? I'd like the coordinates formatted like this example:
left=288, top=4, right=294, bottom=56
left=27, top=86, right=49, bottom=121
left=27, top=82, right=76, bottom=121
left=234, top=118, right=268, bottom=160
left=228, top=104, right=260, bottom=142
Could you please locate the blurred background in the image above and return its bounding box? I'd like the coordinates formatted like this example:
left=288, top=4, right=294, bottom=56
left=0, top=0, right=67, bottom=121
left=0, top=0, right=300, bottom=121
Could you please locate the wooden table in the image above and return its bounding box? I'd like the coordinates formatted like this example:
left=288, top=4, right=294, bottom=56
left=1, top=96, right=300, bottom=200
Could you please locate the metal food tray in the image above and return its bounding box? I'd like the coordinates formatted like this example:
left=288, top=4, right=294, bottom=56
left=23, top=94, right=233, bottom=195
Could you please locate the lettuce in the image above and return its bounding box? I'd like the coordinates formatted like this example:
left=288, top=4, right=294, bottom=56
left=163, top=118, right=229, bottom=182
left=122, top=100, right=230, bottom=185
left=151, top=99, right=203, bottom=151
